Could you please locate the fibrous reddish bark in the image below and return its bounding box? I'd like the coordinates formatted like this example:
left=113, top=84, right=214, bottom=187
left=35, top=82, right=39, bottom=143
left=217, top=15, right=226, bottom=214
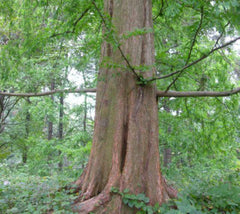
left=71, top=0, right=177, bottom=213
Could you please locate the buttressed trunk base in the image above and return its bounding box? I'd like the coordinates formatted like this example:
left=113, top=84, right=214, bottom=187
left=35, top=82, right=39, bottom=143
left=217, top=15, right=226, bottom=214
left=71, top=0, right=177, bottom=213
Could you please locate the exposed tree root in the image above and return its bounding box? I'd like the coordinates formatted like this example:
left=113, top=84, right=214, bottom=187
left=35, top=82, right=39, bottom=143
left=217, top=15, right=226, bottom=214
left=72, top=192, right=111, bottom=213
left=162, top=176, right=178, bottom=199
left=67, top=173, right=177, bottom=214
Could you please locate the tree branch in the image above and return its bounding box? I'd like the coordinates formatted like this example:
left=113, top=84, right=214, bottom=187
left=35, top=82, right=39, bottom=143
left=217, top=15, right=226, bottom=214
left=213, top=21, right=230, bottom=49
left=1, top=98, right=20, bottom=122
left=147, top=36, right=240, bottom=83
left=156, top=87, right=240, bottom=97
left=0, top=142, right=7, bottom=148
left=153, top=0, right=164, bottom=21
left=1, top=87, right=240, bottom=98
left=164, top=6, right=204, bottom=92
left=0, top=88, right=97, bottom=97
left=185, top=7, right=204, bottom=65
left=50, top=7, right=90, bottom=38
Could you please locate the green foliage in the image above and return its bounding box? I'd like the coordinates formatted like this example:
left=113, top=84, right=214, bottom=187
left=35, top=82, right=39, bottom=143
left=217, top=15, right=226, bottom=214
left=111, top=187, right=161, bottom=214
left=159, top=181, right=240, bottom=214
left=121, top=28, right=153, bottom=40
left=0, top=165, right=77, bottom=214
left=111, top=176, right=240, bottom=214
left=159, top=154, right=240, bottom=214
left=137, top=75, right=149, bottom=86
left=158, top=95, right=239, bottom=166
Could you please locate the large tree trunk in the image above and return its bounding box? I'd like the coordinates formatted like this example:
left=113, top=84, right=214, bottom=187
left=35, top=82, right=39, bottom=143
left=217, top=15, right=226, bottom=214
left=72, top=0, right=176, bottom=213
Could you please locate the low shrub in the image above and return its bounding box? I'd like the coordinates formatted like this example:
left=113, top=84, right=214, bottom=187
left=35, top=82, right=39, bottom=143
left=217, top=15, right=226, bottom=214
left=0, top=167, right=77, bottom=214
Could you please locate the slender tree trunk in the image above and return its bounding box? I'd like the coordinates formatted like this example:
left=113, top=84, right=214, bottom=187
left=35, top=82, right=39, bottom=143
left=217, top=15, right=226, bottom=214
left=58, top=95, right=64, bottom=140
left=83, top=95, right=87, bottom=132
left=22, top=146, right=28, bottom=164
left=47, top=80, right=55, bottom=166
left=58, top=94, right=64, bottom=169
left=23, top=98, right=30, bottom=164
left=72, top=0, right=176, bottom=213
left=163, top=99, right=172, bottom=168
left=48, top=80, right=55, bottom=140
left=0, top=93, right=5, bottom=134
left=163, top=148, right=172, bottom=168
left=82, top=72, right=87, bottom=133
left=48, top=119, right=53, bottom=140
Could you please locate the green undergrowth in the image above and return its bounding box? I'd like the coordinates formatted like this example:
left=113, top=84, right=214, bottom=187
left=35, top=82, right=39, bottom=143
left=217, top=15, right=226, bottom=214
left=111, top=187, right=161, bottom=214
left=111, top=181, right=240, bottom=214
left=1, top=160, right=239, bottom=214
left=111, top=160, right=240, bottom=214
left=0, top=164, right=77, bottom=214
left=161, top=182, right=240, bottom=214
left=161, top=161, right=240, bottom=214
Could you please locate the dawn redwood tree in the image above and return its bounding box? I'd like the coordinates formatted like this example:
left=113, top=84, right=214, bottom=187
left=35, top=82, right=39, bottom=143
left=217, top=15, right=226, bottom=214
left=1, top=0, right=240, bottom=213
left=70, top=0, right=177, bottom=213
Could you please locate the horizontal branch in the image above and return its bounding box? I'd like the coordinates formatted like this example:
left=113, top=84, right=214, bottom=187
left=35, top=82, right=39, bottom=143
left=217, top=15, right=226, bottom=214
left=0, top=88, right=97, bottom=97
left=1, top=87, right=240, bottom=98
left=156, top=87, right=240, bottom=97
